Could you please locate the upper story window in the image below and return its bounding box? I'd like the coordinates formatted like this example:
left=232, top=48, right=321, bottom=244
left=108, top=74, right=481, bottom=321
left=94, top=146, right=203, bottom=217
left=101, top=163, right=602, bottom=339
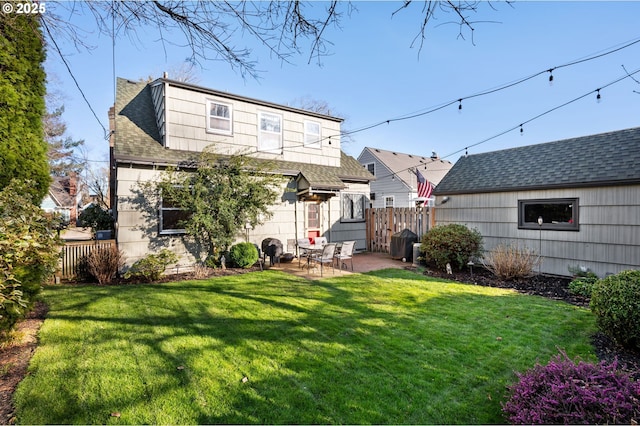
left=341, top=193, right=366, bottom=223
left=258, top=111, right=282, bottom=153
left=518, top=198, right=579, bottom=231
left=304, top=120, right=321, bottom=148
left=206, top=100, right=232, bottom=135
left=365, top=163, right=375, bottom=176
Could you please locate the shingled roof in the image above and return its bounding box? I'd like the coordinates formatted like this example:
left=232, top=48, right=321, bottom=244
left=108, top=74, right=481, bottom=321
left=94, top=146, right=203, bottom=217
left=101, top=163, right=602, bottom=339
left=434, top=127, right=640, bottom=195
left=114, top=78, right=373, bottom=186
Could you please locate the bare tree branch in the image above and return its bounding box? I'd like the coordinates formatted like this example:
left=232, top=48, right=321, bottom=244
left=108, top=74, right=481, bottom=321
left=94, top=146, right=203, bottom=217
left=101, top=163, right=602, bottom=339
left=622, top=64, right=640, bottom=94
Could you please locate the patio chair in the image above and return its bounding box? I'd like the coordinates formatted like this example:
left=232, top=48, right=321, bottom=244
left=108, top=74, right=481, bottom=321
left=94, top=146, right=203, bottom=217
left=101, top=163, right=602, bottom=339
left=253, top=244, right=265, bottom=271
left=315, top=236, right=328, bottom=246
left=308, top=243, right=336, bottom=277
left=334, top=240, right=355, bottom=271
left=297, top=238, right=311, bottom=268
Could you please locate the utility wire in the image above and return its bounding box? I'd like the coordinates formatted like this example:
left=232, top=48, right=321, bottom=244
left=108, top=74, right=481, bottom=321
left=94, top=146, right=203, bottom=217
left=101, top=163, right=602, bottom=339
left=370, top=66, right=640, bottom=183
left=42, top=20, right=109, bottom=139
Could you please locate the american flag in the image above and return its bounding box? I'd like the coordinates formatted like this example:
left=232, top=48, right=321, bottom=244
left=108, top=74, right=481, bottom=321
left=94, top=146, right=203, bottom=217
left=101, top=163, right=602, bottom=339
left=415, top=169, right=434, bottom=199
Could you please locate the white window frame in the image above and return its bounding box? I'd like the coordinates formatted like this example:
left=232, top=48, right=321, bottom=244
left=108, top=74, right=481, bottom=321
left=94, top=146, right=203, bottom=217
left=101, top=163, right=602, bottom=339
left=206, top=99, right=233, bottom=135
left=258, top=111, right=282, bottom=153
left=385, top=196, right=394, bottom=208
left=159, top=189, right=190, bottom=235
left=341, top=193, right=367, bottom=223
left=304, top=120, right=321, bottom=148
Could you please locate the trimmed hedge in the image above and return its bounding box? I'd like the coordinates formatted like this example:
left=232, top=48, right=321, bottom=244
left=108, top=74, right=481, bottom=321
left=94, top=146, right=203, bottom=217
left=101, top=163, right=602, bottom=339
left=590, top=270, right=640, bottom=350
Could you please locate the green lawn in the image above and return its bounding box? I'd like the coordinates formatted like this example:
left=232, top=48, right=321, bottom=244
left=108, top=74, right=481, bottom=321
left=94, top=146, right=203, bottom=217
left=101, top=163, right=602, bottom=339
left=15, top=269, right=596, bottom=424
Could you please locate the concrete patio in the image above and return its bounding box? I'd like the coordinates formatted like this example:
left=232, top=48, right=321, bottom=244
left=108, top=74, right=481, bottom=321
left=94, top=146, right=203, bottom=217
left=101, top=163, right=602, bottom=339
left=268, top=251, right=411, bottom=279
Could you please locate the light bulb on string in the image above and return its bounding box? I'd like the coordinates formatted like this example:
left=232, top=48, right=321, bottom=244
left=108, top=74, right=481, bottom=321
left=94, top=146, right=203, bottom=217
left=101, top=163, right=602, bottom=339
left=520, top=124, right=524, bottom=136
left=548, top=70, right=554, bottom=86
left=458, top=99, right=462, bottom=114
left=596, top=89, right=602, bottom=103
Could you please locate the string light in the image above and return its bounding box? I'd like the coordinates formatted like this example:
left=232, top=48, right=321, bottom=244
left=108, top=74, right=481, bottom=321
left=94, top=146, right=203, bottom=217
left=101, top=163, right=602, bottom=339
left=520, top=124, right=524, bottom=136
left=548, top=69, right=554, bottom=86
left=458, top=99, right=463, bottom=113
left=596, top=89, right=602, bottom=103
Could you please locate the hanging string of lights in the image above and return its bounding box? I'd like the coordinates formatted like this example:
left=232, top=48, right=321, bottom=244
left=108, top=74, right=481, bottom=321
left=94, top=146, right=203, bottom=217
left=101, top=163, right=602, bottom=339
left=373, top=66, right=640, bottom=183
left=242, top=35, right=640, bottom=155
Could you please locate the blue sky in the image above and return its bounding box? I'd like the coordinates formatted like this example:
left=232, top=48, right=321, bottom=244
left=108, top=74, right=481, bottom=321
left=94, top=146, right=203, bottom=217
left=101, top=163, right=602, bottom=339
left=44, top=1, right=640, bottom=166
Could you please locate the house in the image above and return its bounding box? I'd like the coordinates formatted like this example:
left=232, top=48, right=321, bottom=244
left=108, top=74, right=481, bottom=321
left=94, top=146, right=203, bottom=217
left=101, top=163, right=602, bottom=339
left=432, top=127, right=640, bottom=277
left=41, top=173, right=80, bottom=225
left=110, top=77, right=374, bottom=266
left=357, top=147, right=452, bottom=208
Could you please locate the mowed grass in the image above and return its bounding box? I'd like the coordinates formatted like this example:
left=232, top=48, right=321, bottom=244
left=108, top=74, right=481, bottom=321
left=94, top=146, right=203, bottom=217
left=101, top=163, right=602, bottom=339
left=15, top=269, right=596, bottom=424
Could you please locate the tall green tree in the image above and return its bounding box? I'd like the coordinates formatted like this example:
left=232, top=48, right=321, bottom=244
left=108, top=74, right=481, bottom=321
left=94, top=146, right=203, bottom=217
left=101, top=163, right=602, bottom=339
left=0, top=14, right=49, bottom=203
left=45, top=105, right=85, bottom=176
left=140, top=148, right=284, bottom=259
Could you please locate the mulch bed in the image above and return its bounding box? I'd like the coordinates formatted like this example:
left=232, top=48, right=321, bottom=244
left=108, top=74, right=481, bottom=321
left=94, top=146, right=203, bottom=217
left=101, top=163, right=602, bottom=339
left=1, top=265, right=638, bottom=423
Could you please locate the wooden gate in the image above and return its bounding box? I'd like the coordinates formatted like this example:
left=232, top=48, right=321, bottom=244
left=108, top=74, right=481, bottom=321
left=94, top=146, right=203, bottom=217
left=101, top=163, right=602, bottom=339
left=59, top=240, right=116, bottom=279
left=365, top=207, right=430, bottom=253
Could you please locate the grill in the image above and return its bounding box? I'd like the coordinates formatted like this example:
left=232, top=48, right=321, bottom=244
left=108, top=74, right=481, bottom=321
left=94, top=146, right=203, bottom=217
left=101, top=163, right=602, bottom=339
left=261, top=238, right=283, bottom=265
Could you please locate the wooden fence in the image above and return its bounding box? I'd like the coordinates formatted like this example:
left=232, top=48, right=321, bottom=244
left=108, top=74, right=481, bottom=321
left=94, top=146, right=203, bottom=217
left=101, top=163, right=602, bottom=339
left=59, top=240, right=116, bottom=280
left=365, top=207, right=430, bottom=253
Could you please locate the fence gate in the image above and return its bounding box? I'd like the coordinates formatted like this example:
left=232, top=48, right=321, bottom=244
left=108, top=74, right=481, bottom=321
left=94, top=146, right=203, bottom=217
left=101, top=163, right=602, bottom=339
left=59, top=240, right=116, bottom=280
left=365, top=207, right=429, bottom=253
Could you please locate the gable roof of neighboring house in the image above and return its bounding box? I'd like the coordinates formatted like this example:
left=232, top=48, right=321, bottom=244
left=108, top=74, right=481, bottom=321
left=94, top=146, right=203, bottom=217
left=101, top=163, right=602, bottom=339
left=114, top=78, right=373, bottom=189
left=47, top=176, right=76, bottom=208
left=435, top=127, right=640, bottom=195
left=358, top=147, right=452, bottom=189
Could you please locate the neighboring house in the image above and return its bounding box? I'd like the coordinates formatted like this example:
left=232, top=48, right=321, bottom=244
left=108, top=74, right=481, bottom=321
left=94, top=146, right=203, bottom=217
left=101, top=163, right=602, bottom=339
left=433, top=127, right=640, bottom=277
left=357, top=147, right=453, bottom=208
left=41, top=173, right=80, bottom=225
left=110, top=77, right=374, bottom=266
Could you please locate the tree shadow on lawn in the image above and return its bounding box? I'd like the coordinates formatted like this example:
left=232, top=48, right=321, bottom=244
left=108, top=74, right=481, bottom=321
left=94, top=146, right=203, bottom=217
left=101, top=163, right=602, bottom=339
left=25, top=271, right=595, bottom=424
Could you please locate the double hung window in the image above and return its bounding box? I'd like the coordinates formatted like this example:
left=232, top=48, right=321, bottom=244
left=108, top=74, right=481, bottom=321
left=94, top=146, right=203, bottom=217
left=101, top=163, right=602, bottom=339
left=258, top=112, right=282, bottom=153
left=159, top=191, right=191, bottom=235
left=206, top=100, right=232, bottom=135
left=304, top=120, right=321, bottom=148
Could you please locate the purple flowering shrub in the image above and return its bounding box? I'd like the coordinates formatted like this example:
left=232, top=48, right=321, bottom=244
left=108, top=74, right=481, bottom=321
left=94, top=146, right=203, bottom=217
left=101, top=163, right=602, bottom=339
left=502, top=351, right=640, bottom=424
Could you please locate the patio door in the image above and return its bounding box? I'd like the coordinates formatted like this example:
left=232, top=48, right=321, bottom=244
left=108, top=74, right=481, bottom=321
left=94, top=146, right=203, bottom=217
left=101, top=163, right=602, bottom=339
left=306, top=202, right=321, bottom=243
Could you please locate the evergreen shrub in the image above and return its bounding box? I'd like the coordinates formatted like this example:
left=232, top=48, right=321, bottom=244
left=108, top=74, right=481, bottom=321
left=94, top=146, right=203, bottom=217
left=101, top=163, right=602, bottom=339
left=124, top=249, right=178, bottom=282
left=420, top=224, right=483, bottom=270
left=229, top=242, right=259, bottom=269
left=568, top=266, right=599, bottom=298
left=590, top=270, right=640, bottom=350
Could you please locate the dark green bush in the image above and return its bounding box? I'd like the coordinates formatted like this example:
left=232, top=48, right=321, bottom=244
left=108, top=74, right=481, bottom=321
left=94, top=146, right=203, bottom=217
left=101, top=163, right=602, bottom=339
left=1, top=180, right=61, bottom=336
left=590, top=270, right=640, bottom=351
left=568, top=267, right=599, bottom=298
left=229, top=242, right=259, bottom=269
left=420, top=224, right=483, bottom=270
left=124, top=249, right=178, bottom=282
left=78, top=204, right=114, bottom=235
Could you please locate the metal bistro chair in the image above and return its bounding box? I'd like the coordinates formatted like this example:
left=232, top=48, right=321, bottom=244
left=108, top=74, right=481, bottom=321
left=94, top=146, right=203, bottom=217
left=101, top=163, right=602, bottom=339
left=309, top=243, right=336, bottom=277
left=334, top=240, right=355, bottom=272
left=297, top=238, right=311, bottom=268
left=315, top=236, right=328, bottom=246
